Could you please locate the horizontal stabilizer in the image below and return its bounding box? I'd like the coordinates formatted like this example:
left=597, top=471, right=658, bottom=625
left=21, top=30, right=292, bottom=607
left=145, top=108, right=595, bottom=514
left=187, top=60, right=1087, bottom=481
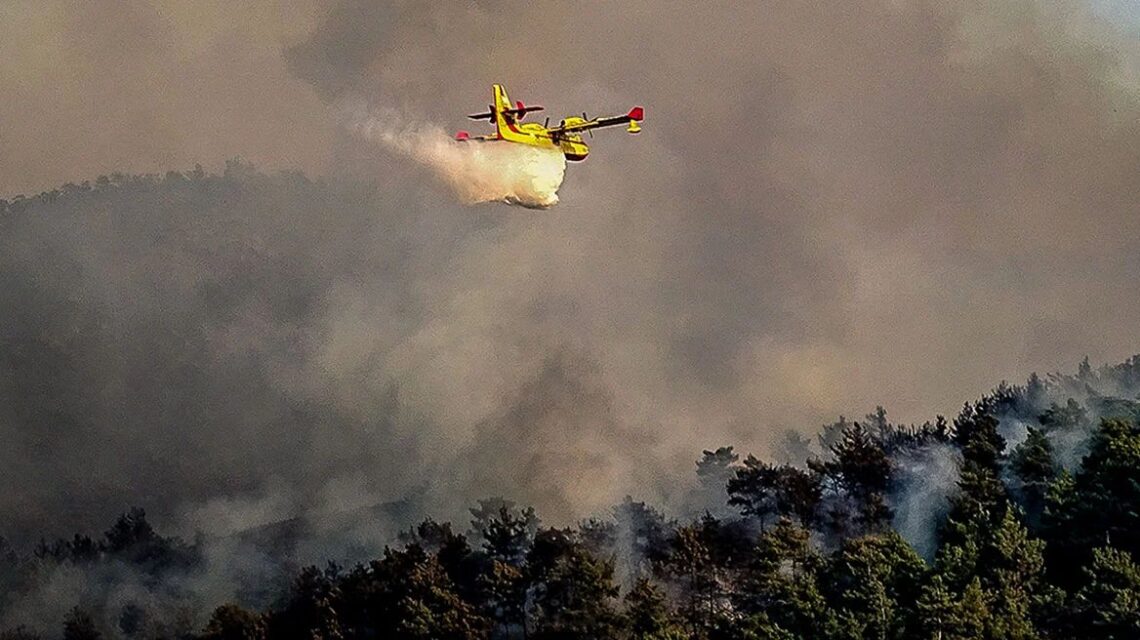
left=504, top=101, right=545, bottom=119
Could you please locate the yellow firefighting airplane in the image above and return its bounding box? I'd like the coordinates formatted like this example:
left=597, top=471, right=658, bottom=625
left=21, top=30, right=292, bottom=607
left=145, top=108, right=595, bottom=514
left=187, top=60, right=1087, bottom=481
left=455, top=84, right=643, bottom=162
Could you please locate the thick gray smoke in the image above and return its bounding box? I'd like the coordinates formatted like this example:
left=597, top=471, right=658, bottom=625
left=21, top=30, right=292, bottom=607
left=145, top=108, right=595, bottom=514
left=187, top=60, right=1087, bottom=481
left=1, top=3, right=1139, bottom=626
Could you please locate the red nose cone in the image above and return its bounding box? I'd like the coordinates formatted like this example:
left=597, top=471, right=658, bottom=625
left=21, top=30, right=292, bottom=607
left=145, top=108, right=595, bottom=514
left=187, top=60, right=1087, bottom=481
left=455, top=131, right=470, bottom=140
left=628, top=106, right=644, bottom=121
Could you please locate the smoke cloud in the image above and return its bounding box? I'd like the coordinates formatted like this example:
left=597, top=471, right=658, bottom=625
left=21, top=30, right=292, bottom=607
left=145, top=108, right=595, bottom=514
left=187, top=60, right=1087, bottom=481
left=1, top=0, right=1139, bottom=580
left=346, top=103, right=566, bottom=208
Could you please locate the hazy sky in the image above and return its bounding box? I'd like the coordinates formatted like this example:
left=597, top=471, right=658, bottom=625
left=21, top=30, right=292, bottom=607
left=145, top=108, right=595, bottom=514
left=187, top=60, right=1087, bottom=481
left=2, top=0, right=1139, bottom=535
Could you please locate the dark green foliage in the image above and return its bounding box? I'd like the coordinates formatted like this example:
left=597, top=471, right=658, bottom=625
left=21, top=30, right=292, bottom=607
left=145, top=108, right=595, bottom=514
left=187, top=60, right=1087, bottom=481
left=915, top=574, right=979, bottom=640
left=2, top=350, right=1140, bottom=638
left=1072, top=547, right=1140, bottom=639
left=469, top=499, right=539, bottom=567
left=953, top=403, right=1006, bottom=472
left=266, top=564, right=343, bottom=640
left=614, top=497, right=674, bottom=570
left=1010, top=428, right=1058, bottom=527
left=1039, top=399, right=1090, bottom=434
left=475, top=560, right=526, bottom=635
left=1068, top=420, right=1140, bottom=553
left=624, top=578, right=683, bottom=639
left=1043, top=419, right=1140, bottom=589
left=336, top=543, right=489, bottom=639
left=810, top=422, right=893, bottom=536
left=727, top=458, right=821, bottom=528
left=984, top=511, right=1049, bottom=639
left=392, top=558, right=488, bottom=639
left=660, top=522, right=730, bottom=637
left=735, top=519, right=833, bottom=638
left=824, top=531, right=925, bottom=640
left=528, top=529, right=622, bottom=639
left=941, top=406, right=1012, bottom=552
left=202, top=605, right=265, bottom=640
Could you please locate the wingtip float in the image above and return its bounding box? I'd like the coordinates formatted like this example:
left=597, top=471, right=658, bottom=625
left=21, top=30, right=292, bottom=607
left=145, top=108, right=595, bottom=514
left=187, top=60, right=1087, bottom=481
left=455, top=84, right=644, bottom=162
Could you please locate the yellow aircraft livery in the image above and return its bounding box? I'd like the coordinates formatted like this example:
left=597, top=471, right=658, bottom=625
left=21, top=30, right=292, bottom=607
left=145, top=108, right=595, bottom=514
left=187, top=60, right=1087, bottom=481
left=456, top=84, right=643, bottom=162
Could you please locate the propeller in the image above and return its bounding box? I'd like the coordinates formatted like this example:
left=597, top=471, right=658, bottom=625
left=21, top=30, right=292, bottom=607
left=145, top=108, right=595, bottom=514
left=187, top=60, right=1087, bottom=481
left=583, top=113, right=593, bottom=138
left=544, top=117, right=550, bottom=128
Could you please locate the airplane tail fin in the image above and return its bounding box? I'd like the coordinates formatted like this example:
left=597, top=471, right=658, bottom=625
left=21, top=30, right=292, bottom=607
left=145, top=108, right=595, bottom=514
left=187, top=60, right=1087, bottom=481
left=493, top=84, right=512, bottom=136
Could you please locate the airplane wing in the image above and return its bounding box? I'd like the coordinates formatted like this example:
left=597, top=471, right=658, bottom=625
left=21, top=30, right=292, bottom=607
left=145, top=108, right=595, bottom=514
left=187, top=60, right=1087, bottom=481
left=548, top=107, right=644, bottom=136
left=468, top=101, right=544, bottom=122
left=455, top=131, right=498, bottom=142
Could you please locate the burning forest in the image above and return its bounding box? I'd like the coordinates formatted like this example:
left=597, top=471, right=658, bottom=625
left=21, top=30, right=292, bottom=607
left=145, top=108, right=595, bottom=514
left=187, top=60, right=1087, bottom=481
left=3, top=1, right=1140, bottom=638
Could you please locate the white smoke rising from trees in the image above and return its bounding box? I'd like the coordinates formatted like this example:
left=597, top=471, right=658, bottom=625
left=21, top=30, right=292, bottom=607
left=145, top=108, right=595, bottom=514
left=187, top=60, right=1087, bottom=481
left=347, top=104, right=566, bottom=209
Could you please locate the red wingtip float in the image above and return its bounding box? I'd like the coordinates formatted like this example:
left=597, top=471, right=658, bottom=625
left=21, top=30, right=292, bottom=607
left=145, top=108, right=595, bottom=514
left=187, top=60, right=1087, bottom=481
left=455, top=84, right=644, bottom=162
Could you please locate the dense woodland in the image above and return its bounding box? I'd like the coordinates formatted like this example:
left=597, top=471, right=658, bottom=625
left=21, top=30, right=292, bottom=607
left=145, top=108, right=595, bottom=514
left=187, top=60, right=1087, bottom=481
left=1, top=355, right=1137, bottom=639
left=3, top=172, right=1140, bottom=638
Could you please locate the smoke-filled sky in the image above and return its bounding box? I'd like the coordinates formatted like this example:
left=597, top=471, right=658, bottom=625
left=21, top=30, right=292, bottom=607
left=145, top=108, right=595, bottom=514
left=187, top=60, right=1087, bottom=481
left=1, top=0, right=1139, bottom=540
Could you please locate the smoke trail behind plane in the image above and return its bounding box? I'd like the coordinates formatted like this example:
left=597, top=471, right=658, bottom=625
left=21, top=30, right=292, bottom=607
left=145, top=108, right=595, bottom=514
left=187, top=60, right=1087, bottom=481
left=348, top=105, right=566, bottom=208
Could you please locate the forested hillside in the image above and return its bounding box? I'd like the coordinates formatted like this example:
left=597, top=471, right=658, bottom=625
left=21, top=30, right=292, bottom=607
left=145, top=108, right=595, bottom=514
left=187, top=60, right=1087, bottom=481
left=3, top=171, right=1140, bottom=638
left=2, top=354, right=1138, bottom=637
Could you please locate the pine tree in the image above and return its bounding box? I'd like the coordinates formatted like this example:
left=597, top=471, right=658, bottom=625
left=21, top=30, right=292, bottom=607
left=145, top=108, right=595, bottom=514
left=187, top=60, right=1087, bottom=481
left=1010, top=428, right=1058, bottom=528
left=727, top=456, right=780, bottom=527
left=984, top=511, right=1045, bottom=640
left=477, top=560, right=528, bottom=637
left=476, top=504, right=539, bottom=567
left=942, top=405, right=1010, bottom=551
left=1043, top=419, right=1140, bottom=589
left=662, top=524, right=724, bottom=637
left=958, top=578, right=993, bottom=639
left=528, top=538, right=622, bottom=639
left=810, top=422, right=893, bottom=535
left=953, top=404, right=1006, bottom=473
left=1073, top=547, right=1140, bottom=639
left=202, top=605, right=265, bottom=640
left=736, top=519, right=833, bottom=638
left=267, top=564, right=343, bottom=640
left=395, top=557, right=488, bottom=640
left=624, top=578, right=684, bottom=639
left=824, top=531, right=926, bottom=640
left=915, top=574, right=959, bottom=640
left=728, top=458, right=821, bottom=529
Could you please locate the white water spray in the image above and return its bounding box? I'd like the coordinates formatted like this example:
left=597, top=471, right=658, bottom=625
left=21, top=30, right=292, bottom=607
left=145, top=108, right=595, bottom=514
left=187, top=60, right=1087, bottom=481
left=347, top=104, right=566, bottom=209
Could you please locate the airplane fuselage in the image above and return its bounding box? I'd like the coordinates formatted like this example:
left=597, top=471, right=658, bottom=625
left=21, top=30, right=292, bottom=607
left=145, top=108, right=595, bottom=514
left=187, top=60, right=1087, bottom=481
left=497, top=119, right=590, bottom=162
